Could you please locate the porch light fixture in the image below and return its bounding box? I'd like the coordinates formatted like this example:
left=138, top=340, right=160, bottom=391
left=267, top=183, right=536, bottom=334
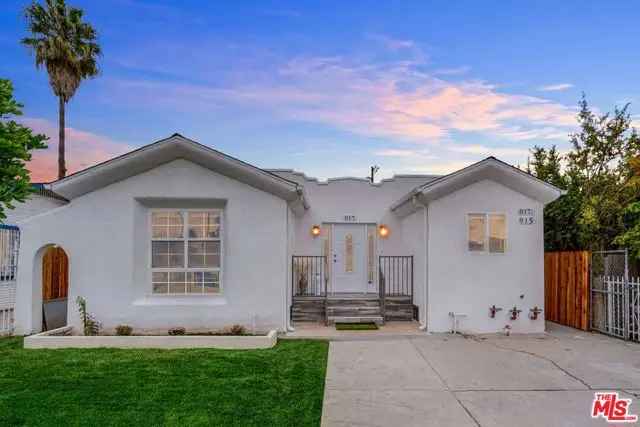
left=311, top=225, right=321, bottom=237
left=378, top=224, right=389, bottom=238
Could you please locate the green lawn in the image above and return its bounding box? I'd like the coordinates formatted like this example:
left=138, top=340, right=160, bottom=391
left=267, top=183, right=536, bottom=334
left=0, top=337, right=328, bottom=426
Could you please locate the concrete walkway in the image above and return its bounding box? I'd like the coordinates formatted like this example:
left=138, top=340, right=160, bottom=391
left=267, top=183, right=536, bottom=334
left=321, top=323, right=640, bottom=426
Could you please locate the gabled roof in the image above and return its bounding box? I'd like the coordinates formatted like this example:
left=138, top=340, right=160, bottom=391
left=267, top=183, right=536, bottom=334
left=48, top=134, right=308, bottom=209
left=391, top=157, right=565, bottom=217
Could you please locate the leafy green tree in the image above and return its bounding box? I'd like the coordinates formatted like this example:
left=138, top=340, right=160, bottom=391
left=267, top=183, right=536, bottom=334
left=529, top=97, right=640, bottom=252
left=567, top=96, right=640, bottom=251
left=528, top=145, right=583, bottom=251
left=613, top=157, right=640, bottom=258
left=0, top=79, right=48, bottom=221
left=22, top=0, right=100, bottom=179
left=613, top=201, right=640, bottom=259
left=529, top=145, right=565, bottom=188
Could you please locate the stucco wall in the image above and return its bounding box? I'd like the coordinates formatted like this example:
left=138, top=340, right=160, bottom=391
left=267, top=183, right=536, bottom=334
left=15, top=159, right=288, bottom=334
left=400, top=209, right=426, bottom=312
left=4, top=195, right=66, bottom=225
left=272, top=172, right=434, bottom=296
left=428, top=179, right=545, bottom=333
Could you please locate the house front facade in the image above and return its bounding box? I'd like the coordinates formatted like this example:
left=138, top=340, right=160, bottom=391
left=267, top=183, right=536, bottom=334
left=12, top=134, right=563, bottom=335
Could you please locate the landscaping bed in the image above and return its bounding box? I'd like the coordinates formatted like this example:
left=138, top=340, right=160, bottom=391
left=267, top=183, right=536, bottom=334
left=24, top=326, right=278, bottom=349
left=0, top=336, right=328, bottom=426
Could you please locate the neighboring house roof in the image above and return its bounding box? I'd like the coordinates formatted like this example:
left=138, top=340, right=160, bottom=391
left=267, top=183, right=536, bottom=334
left=47, top=134, right=309, bottom=210
left=391, top=157, right=566, bottom=217
left=31, top=183, right=68, bottom=202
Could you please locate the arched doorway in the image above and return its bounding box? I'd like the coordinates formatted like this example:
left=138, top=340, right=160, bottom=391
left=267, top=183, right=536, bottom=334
left=41, top=246, right=68, bottom=331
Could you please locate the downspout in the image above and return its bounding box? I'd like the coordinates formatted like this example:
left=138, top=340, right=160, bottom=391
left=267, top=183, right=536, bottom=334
left=413, top=196, right=429, bottom=331
left=285, top=200, right=295, bottom=332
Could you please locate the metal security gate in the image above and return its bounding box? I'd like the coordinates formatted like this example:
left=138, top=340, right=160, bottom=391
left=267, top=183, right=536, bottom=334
left=0, top=225, right=20, bottom=335
left=590, top=249, right=640, bottom=342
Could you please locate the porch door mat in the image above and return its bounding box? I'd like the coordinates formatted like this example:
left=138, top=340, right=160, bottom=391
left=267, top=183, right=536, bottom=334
left=335, top=322, right=378, bottom=331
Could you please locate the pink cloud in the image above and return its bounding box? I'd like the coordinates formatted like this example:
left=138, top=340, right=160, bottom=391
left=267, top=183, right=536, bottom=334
left=19, top=117, right=132, bottom=183
left=107, top=53, right=577, bottom=145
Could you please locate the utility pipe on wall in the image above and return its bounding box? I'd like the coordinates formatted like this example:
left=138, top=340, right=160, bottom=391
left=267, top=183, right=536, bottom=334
left=285, top=205, right=295, bottom=332
left=413, top=196, right=429, bottom=331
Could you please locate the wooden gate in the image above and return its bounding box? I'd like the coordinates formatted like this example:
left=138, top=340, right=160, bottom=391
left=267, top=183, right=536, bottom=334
left=544, top=251, right=590, bottom=330
left=42, top=246, right=69, bottom=331
left=42, top=247, right=69, bottom=300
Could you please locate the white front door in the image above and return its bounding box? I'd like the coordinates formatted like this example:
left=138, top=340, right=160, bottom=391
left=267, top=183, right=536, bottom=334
left=332, top=224, right=368, bottom=293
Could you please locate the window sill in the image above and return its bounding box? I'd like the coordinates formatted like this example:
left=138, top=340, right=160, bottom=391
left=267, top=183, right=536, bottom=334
left=132, top=295, right=228, bottom=306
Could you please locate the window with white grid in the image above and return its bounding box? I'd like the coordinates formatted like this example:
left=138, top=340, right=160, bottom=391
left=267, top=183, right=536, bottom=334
left=151, top=210, right=222, bottom=294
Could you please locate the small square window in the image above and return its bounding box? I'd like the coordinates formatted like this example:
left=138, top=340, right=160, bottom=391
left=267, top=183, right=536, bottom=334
left=188, top=241, right=220, bottom=268
left=151, top=241, right=184, bottom=268
left=188, top=211, right=221, bottom=238
left=468, top=213, right=507, bottom=253
left=151, top=212, right=183, bottom=239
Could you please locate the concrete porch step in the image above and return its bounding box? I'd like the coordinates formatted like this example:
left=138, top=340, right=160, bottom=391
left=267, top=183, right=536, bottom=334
left=326, top=299, right=380, bottom=307
left=292, top=314, right=325, bottom=322
left=327, top=306, right=382, bottom=316
left=327, top=315, right=384, bottom=325
left=292, top=306, right=325, bottom=311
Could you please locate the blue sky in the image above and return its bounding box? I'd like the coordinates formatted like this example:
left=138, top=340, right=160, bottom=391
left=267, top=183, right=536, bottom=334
left=1, top=0, right=639, bottom=181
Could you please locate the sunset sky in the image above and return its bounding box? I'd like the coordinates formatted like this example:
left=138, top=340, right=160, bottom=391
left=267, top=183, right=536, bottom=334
left=1, top=1, right=639, bottom=182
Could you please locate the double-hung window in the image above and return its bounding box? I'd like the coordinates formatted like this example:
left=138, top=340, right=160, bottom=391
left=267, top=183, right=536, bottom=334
left=468, top=213, right=506, bottom=253
left=151, top=210, right=222, bottom=294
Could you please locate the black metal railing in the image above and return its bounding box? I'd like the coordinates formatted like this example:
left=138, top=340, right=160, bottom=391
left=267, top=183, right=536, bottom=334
left=379, top=256, right=413, bottom=297
left=292, top=256, right=328, bottom=297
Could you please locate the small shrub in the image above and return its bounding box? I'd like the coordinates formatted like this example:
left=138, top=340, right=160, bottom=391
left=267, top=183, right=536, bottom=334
left=115, top=325, right=133, bottom=336
left=224, top=324, right=246, bottom=336
left=168, top=327, right=186, bottom=336
left=76, top=296, right=101, bottom=336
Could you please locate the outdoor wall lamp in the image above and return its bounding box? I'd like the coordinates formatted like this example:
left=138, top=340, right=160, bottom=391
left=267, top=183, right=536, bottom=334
left=509, top=306, right=522, bottom=321
left=489, top=305, right=503, bottom=318
left=378, top=224, right=389, bottom=238
left=529, top=306, right=543, bottom=320
left=311, top=225, right=321, bottom=237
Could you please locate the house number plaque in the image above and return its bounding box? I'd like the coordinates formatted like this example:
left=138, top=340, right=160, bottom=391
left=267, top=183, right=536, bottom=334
left=343, top=215, right=357, bottom=222
left=518, top=208, right=535, bottom=225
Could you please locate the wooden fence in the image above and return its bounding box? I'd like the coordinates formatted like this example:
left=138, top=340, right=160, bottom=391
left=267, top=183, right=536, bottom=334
left=544, top=251, right=590, bottom=330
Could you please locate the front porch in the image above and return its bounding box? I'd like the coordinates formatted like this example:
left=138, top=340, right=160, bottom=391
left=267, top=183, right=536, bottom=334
left=291, top=255, right=416, bottom=325
left=284, top=320, right=422, bottom=338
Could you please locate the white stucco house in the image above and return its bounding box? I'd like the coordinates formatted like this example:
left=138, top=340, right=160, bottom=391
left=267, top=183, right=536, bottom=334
left=11, top=133, right=563, bottom=335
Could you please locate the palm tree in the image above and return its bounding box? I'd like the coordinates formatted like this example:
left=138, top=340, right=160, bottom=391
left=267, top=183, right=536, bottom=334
left=22, top=0, right=100, bottom=180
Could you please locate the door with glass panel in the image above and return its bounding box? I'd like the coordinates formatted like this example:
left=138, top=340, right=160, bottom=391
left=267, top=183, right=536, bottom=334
left=331, top=224, right=368, bottom=293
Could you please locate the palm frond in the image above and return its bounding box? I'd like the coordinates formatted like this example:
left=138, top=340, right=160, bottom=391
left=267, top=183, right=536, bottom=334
left=22, top=0, right=100, bottom=101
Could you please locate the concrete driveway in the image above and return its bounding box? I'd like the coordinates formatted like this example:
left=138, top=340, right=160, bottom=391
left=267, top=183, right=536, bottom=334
left=321, top=323, right=640, bottom=426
